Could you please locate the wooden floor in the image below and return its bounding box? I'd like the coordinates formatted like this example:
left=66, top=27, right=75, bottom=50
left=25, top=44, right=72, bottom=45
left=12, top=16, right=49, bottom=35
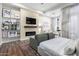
left=0, top=40, right=40, bottom=56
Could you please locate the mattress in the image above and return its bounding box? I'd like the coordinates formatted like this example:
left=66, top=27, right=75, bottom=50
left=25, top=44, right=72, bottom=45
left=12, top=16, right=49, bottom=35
left=38, top=37, right=75, bottom=56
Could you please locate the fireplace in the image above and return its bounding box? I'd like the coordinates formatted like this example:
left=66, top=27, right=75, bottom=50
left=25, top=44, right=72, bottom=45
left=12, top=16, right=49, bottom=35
left=25, top=31, right=36, bottom=36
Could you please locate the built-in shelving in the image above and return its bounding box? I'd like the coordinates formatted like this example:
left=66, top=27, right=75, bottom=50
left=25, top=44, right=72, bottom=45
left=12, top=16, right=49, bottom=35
left=2, top=7, right=20, bottom=39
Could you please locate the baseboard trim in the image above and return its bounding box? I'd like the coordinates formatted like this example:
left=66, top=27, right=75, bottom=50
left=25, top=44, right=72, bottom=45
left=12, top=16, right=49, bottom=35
left=1, top=39, right=20, bottom=44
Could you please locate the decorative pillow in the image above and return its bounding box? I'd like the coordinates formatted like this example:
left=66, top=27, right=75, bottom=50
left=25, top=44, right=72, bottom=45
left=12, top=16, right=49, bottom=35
left=64, top=46, right=75, bottom=55
left=64, top=40, right=76, bottom=55
left=48, top=33, right=55, bottom=39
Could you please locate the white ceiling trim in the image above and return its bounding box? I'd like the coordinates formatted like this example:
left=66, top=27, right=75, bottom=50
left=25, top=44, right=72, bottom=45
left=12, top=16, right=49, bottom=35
left=11, top=3, right=43, bottom=15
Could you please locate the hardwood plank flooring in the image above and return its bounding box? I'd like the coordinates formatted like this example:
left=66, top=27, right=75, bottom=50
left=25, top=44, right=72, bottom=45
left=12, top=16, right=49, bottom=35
left=0, top=40, right=40, bottom=56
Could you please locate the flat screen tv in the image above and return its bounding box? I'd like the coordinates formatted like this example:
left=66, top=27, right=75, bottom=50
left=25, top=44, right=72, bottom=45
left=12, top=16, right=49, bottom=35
left=26, top=17, right=36, bottom=24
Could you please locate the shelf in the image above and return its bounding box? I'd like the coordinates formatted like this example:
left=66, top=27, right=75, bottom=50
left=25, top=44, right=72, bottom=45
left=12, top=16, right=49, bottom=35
left=2, top=8, right=20, bottom=39
left=24, top=26, right=37, bottom=28
left=2, top=17, right=20, bottom=20
left=2, top=29, right=20, bottom=32
left=2, top=36, right=20, bottom=39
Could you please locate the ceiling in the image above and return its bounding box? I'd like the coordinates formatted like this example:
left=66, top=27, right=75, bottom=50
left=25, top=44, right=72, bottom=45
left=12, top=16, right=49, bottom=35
left=21, top=3, right=71, bottom=12
left=9, top=3, right=75, bottom=17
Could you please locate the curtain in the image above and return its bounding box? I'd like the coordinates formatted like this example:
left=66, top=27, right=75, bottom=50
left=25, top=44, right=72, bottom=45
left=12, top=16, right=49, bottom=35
left=62, top=4, right=79, bottom=40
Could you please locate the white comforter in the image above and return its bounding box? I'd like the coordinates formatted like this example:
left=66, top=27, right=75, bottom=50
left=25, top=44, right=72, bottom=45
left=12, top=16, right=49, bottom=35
left=38, top=37, right=75, bottom=56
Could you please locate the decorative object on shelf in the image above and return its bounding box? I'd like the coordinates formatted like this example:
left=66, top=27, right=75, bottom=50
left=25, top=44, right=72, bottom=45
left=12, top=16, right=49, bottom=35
left=11, top=9, right=15, bottom=18
left=57, top=28, right=61, bottom=36
left=8, top=31, right=17, bottom=38
left=11, top=19, right=17, bottom=24
left=57, top=27, right=61, bottom=31
left=11, top=10, right=20, bottom=19
left=2, top=8, right=11, bottom=18
left=4, top=25, right=9, bottom=30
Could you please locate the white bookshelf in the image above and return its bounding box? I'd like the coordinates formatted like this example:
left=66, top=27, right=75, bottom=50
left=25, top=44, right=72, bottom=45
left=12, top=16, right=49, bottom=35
left=2, top=8, right=20, bottom=39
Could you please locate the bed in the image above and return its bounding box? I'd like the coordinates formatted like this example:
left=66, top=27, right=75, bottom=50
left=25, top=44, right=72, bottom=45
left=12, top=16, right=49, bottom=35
left=38, top=37, right=76, bottom=56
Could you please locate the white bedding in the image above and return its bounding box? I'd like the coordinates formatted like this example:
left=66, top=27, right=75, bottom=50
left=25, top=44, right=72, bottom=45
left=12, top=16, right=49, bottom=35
left=38, top=37, right=75, bottom=56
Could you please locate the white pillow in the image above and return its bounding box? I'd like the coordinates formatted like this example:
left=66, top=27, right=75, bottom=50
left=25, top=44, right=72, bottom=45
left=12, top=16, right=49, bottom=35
left=64, top=45, right=75, bottom=55
left=64, top=40, right=76, bottom=55
left=75, top=40, right=79, bottom=56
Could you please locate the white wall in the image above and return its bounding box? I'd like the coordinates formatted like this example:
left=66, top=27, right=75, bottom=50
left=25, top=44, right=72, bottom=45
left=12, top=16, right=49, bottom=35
left=38, top=16, right=52, bottom=33
left=51, top=9, right=62, bottom=35
left=20, top=8, right=52, bottom=41
left=69, top=5, right=79, bottom=40
left=62, top=4, right=79, bottom=40
left=0, top=4, right=2, bottom=45
left=20, top=9, right=38, bottom=40
left=51, top=17, right=57, bottom=32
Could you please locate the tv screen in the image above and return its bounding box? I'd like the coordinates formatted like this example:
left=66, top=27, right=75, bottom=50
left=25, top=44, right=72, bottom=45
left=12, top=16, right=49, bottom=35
left=26, top=17, right=36, bottom=24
